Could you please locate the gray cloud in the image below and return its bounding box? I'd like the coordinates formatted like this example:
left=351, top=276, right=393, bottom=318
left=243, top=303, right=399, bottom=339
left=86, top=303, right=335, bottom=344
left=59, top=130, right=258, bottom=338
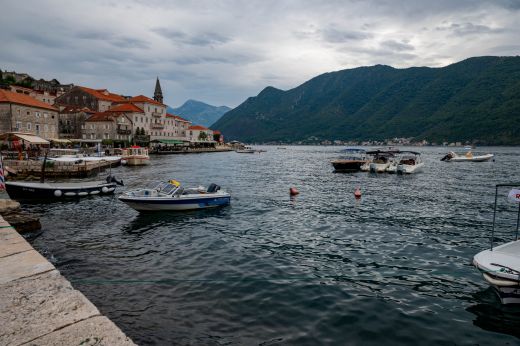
left=1, top=0, right=519, bottom=107
left=152, top=27, right=231, bottom=46
left=436, top=22, right=505, bottom=36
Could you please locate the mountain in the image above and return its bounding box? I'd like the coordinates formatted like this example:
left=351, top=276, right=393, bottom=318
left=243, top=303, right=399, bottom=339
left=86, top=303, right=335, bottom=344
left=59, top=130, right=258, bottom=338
left=167, top=100, right=231, bottom=127
left=212, top=56, right=520, bottom=145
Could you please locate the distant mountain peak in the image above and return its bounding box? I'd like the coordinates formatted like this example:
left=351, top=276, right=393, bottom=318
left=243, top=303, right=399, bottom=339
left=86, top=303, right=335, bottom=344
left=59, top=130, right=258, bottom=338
left=167, top=99, right=231, bottom=128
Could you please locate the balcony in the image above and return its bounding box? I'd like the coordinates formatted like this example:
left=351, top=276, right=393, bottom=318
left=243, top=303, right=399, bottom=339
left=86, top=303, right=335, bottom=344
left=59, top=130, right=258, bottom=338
left=151, top=112, right=162, bottom=117
left=117, top=129, right=131, bottom=135
left=151, top=122, right=164, bottom=129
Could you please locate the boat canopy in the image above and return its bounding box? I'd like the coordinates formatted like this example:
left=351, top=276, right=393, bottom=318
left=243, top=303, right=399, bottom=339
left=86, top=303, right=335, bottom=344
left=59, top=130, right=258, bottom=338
left=341, top=147, right=366, bottom=153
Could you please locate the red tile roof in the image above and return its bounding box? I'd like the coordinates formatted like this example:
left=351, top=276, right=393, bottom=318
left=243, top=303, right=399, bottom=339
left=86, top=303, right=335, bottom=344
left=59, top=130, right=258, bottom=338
left=120, top=95, right=164, bottom=106
left=188, top=125, right=209, bottom=130
left=212, top=130, right=221, bottom=135
left=0, top=89, right=58, bottom=111
left=166, top=113, right=190, bottom=122
left=78, top=86, right=126, bottom=102
left=109, top=103, right=143, bottom=113
left=86, top=111, right=129, bottom=122
left=60, top=106, right=95, bottom=114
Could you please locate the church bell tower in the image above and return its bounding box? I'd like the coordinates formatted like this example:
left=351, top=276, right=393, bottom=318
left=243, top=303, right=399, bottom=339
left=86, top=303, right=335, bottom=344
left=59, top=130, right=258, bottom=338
left=154, top=77, right=163, bottom=103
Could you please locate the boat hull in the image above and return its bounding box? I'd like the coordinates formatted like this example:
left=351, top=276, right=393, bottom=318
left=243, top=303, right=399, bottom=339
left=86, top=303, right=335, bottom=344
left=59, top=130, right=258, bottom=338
left=5, top=181, right=117, bottom=200
left=397, top=162, right=424, bottom=174
left=123, top=156, right=150, bottom=166
left=331, top=160, right=366, bottom=172
left=369, top=162, right=390, bottom=173
left=119, top=195, right=231, bottom=212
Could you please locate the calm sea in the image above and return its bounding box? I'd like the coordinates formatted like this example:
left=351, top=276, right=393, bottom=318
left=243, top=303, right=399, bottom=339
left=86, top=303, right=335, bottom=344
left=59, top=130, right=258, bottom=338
left=22, top=146, right=520, bottom=345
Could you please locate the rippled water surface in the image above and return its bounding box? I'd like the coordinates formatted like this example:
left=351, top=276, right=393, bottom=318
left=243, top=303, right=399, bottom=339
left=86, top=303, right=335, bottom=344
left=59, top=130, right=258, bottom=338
left=21, top=146, right=520, bottom=345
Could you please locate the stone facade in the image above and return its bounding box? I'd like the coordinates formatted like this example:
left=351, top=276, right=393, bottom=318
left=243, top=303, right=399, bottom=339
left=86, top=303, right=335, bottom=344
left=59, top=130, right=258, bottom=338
left=10, top=85, right=57, bottom=105
left=55, top=86, right=125, bottom=112
left=122, top=96, right=168, bottom=141
left=0, top=90, right=59, bottom=139
left=82, top=112, right=133, bottom=143
left=59, top=107, right=94, bottom=139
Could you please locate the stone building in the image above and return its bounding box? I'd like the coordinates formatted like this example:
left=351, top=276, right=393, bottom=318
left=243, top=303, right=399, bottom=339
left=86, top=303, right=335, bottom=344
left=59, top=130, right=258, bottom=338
left=0, top=89, right=59, bottom=139
left=118, top=95, right=167, bottom=141
left=55, top=86, right=126, bottom=112
left=163, top=114, right=191, bottom=141
left=187, top=125, right=214, bottom=143
left=82, top=111, right=133, bottom=144
left=9, top=85, right=57, bottom=105
left=58, top=106, right=95, bottom=139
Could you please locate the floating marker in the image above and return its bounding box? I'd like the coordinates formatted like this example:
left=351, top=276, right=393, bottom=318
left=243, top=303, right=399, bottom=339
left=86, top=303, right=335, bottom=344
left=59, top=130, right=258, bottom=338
left=354, top=187, right=361, bottom=199
left=289, top=187, right=299, bottom=196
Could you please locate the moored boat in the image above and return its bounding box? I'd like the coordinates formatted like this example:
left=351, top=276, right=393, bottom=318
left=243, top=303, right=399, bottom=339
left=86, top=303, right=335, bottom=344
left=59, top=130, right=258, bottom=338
left=121, top=146, right=150, bottom=166
left=6, top=176, right=123, bottom=200
left=473, top=184, right=520, bottom=304
left=331, top=148, right=369, bottom=172
left=236, top=146, right=255, bottom=153
left=397, top=151, right=424, bottom=174
left=118, top=180, right=231, bottom=212
left=368, top=150, right=398, bottom=173
left=441, top=151, right=494, bottom=162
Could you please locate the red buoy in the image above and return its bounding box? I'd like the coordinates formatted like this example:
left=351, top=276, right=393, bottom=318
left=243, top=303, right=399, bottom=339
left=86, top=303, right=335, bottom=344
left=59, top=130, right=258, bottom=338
left=289, top=187, right=299, bottom=196
left=354, top=187, right=361, bottom=199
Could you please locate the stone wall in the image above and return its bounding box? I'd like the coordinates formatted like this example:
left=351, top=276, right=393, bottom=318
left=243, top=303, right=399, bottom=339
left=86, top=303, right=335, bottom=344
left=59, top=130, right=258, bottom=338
left=55, top=87, right=99, bottom=111
left=0, top=103, right=58, bottom=139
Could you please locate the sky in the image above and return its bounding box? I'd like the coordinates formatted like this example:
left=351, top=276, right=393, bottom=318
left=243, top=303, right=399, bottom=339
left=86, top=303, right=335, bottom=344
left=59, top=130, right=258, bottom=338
left=1, top=0, right=520, bottom=108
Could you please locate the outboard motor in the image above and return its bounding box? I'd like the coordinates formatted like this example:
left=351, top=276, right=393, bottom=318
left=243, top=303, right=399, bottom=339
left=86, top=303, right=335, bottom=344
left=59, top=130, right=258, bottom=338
left=106, top=175, right=124, bottom=186
left=440, top=152, right=453, bottom=162
left=207, top=183, right=220, bottom=193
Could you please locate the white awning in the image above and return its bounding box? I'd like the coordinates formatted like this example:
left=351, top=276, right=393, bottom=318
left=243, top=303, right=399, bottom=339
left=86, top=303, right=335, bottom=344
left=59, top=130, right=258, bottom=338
left=0, top=132, right=49, bottom=145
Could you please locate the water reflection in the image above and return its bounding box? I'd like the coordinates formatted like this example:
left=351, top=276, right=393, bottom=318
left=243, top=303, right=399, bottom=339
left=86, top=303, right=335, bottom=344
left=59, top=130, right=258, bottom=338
left=467, top=288, right=520, bottom=339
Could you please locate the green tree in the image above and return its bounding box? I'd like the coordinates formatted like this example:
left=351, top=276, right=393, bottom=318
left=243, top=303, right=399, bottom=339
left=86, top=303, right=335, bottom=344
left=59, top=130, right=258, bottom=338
left=198, top=131, right=208, bottom=141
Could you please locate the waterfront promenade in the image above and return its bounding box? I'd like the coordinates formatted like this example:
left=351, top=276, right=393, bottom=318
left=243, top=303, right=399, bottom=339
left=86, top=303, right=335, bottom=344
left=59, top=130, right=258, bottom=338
left=0, top=216, right=135, bottom=346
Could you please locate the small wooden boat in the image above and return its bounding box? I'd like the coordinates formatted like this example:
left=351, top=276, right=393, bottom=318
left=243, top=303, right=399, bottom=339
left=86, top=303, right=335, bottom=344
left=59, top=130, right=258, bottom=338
left=119, top=180, right=231, bottom=212
left=121, top=146, right=150, bottom=166
left=4, top=154, right=124, bottom=200
left=6, top=177, right=123, bottom=200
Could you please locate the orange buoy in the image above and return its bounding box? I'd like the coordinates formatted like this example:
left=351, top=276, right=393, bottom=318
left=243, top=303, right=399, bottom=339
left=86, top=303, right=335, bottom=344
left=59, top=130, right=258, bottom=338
left=289, top=187, right=299, bottom=196
left=354, top=187, right=361, bottom=199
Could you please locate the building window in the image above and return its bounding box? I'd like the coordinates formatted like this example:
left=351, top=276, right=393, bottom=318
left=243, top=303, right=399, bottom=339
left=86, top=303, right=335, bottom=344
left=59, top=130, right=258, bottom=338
left=44, top=112, right=48, bottom=118
left=15, top=122, right=22, bottom=131
left=82, top=134, right=86, bottom=139
left=27, top=123, right=32, bottom=130
left=81, top=124, right=85, bottom=129
left=27, top=111, right=31, bottom=115
left=35, top=124, right=40, bottom=133
left=44, top=124, right=49, bottom=131
left=90, top=124, right=94, bottom=129
left=90, top=134, right=95, bottom=139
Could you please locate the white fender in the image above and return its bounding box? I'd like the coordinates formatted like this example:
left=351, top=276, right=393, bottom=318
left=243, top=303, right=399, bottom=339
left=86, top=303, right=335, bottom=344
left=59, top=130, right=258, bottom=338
left=54, top=190, right=62, bottom=197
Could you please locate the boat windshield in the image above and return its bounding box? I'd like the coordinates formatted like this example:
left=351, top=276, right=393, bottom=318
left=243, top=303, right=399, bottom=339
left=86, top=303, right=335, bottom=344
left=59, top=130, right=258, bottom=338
left=161, top=183, right=179, bottom=195
left=147, top=181, right=167, bottom=190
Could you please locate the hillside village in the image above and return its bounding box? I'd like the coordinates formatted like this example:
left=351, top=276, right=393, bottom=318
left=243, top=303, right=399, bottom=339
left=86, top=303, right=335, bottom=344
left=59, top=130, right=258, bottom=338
left=0, top=69, right=223, bottom=148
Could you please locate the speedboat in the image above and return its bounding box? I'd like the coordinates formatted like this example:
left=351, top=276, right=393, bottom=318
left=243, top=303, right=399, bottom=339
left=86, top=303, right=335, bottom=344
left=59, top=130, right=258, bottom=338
left=236, top=146, right=255, bottom=154
left=397, top=152, right=424, bottom=174
left=441, top=151, right=494, bottom=162
left=473, top=184, right=520, bottom=304
left=386, top=161, right=398, bottom=174
left=119, top=180, right=231, bottom=212
left=121, top=146, right=150, bottom=166
left=331, top=148, right=369, bottom=172
left=368, top=150, right=398, bottom=173
left=6, top=175, right=123, bottom=200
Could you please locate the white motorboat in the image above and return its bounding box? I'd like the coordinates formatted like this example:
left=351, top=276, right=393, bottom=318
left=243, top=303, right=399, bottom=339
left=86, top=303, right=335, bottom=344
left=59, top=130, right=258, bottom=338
left=441, top=151, right=494, bottom=162
left=386, top=161, right=398, bottom=174
left=368, top=150, right=398, bottom=173
left=119, top=180, right=231, bottom=212
left=236, top=146, right=256, bottom=154
left=473, top=184, right=520, bottom=304
left=397, top=152, right=424, bottom=174
left=121, top=146, right=150, bottom=166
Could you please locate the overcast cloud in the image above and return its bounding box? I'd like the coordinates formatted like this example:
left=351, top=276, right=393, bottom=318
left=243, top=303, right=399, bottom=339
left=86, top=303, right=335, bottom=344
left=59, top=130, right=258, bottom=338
left=1, top=0, right=519, bottom=107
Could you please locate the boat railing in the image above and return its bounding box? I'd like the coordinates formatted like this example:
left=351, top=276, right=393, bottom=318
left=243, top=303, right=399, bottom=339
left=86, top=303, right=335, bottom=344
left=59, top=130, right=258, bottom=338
left=490, top=183, right=520, bottom=250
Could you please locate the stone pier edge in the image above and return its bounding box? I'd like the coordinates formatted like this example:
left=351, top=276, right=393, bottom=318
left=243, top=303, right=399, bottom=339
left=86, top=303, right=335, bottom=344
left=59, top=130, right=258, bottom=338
left=0, top=216, right=136, bottom=346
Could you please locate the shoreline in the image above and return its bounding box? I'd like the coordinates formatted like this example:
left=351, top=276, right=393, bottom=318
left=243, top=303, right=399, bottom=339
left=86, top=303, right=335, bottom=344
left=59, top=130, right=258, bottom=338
left=0, top=216, right=136, bottom=346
